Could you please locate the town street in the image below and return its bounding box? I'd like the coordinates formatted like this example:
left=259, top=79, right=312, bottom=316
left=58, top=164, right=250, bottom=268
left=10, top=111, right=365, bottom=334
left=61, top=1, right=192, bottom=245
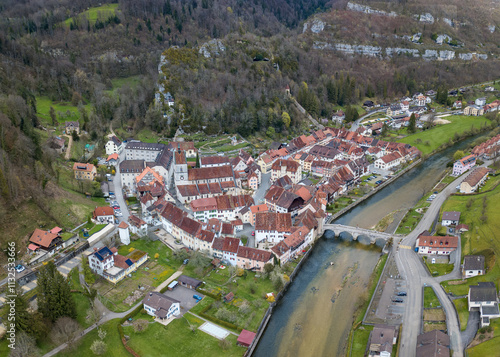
left=113, top=148, right=130, bottom=223
left=395, top=170, right=480, bottom=357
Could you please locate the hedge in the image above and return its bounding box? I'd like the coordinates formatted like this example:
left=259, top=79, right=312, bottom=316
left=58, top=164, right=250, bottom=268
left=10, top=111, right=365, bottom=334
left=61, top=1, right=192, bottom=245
left=198, top=310, right=242, bottom=332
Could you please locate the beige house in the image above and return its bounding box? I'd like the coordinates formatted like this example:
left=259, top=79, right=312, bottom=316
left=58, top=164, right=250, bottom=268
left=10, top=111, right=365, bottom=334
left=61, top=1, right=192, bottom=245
left=73, top=162, right=96, bottom=181
left=65, top=121, right=80, bottom=134
left=464, top=105, right=484, bottom=116
left=460, top=167, right=489, bottom=193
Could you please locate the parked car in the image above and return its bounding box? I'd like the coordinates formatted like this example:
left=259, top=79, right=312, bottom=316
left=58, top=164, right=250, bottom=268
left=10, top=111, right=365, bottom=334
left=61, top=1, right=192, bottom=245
left=193, top=295, right=202, bottom=301
left=392, top=298, right=404, bottom=303
left=15, top=264, right=25, bottom=273
left=397, top=291, right=407, bottom=296
left=251, top=231, right=255, bottom=236
left=112, top=205, right=120, bottom=210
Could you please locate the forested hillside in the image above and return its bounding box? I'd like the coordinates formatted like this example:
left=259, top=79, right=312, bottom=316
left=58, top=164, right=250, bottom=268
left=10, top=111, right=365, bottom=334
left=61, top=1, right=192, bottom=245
left=0, top=0, right=500, bottom=259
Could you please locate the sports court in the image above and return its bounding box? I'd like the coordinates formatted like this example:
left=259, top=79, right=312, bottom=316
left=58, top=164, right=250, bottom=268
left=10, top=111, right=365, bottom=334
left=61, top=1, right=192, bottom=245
left=199, top=321, right=230, bottom=340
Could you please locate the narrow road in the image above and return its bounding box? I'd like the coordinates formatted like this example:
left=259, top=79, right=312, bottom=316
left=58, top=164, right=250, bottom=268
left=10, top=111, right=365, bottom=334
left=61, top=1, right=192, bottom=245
left=351, top=108, right=385, bottom=131
left=63, top=134, right=73, bottom=160
left=43, top=267, right=185, bottom=357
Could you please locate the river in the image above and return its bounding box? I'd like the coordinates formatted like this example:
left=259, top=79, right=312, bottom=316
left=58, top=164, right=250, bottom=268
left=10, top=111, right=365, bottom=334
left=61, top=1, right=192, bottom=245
left=253, top=133, right=488, bottom=357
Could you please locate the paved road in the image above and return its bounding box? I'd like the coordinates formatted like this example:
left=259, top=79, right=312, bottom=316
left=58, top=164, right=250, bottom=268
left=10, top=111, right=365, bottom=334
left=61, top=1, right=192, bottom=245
left=351, top=108, right=385, bottom=131
left=395, top=172, right=470, bottom=357
left=253, top=172, right=271, bottom=204
left=113, top=149, right=130, bottom=223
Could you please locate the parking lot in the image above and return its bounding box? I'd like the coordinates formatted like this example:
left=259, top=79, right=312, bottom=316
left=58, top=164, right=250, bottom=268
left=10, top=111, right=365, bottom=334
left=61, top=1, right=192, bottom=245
left=163, top=286, right=205, bottom=315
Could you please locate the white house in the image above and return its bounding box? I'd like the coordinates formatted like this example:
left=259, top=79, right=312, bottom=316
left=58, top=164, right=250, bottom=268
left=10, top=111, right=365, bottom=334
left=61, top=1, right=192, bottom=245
left=105, top=136, right=123, bottom=155
left=92, top=206, right=115, bottom=224
left=143, top=292, right=180, bottom=321
left=118, top=221, right=130, bottom=245
left=374, top=152, right=403, bottom=170
left=441, top=211, right=460, bottom=226
left=415, top=235, right=458, bottom=255
left=468, top=282, right=500, bottom=327
left=88, top=246, right=115, bottom=275
left=255, top=212, right=292, bottom=249
left=463, top=255, right=485, bottom=279
left=128, top=215, right=148, bottom=237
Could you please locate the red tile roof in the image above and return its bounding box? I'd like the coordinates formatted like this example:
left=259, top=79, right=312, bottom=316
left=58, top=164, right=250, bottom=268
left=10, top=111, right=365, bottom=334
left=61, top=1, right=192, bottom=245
left=29, top=229, right=60, bottom=249
left=73, top=162, right=95, bottom=172
left=255, top=212, right=292, bottom=232
left=93, top=206, right=114, bottom=217
left=417, top=236, right=458, bottom=248
left=118, top=221, right=129, bottom=229
left=222, top=237, right=240, bottom=253
left=188, top=165, right=234, bottom=181
left=237, top=246, right=273, bottom=262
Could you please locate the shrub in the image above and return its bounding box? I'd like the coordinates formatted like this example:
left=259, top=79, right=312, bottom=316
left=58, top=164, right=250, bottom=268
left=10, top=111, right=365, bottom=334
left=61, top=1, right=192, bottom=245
left=219, top=338, right=231, bottom=351
left=133, top=319, right=149, bottom=333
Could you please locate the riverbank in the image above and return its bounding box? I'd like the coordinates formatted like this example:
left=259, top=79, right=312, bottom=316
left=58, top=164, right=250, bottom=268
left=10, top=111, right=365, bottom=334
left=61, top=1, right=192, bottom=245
left=328, top=158, right=423, bottom=224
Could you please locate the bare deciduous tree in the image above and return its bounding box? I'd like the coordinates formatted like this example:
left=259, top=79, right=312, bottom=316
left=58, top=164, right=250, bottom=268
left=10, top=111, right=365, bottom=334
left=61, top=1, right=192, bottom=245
left=9, top=332, right=39, bottom=357
left=50, top=317, right=81, bottom=347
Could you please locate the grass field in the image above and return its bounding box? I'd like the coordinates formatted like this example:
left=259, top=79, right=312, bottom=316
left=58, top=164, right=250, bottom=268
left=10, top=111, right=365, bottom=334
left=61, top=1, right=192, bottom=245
left=453, top=298, right=469, bottom=331
left=423, top=287, right=441, bottom=308
left=63, top=4, right=119, bottom=26
left=36, top=96, right=91, bottom=127
left=439, top=171, right=500, bottom=351
left=351, top=325, right=373, bottom=357
left=124, top=313, right=246, bottom=357
left=56, top=319, right=127, bottom=357
left=467, top=319, right=500, bottom=356
left=398, top=115, right=491, bottom=155
left=424, top=258, right=454, bottom=277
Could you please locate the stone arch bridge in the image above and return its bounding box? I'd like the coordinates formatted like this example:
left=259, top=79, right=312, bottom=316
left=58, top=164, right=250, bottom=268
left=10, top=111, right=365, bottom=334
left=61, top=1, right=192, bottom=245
left=322, top=224, right=399, bottom=246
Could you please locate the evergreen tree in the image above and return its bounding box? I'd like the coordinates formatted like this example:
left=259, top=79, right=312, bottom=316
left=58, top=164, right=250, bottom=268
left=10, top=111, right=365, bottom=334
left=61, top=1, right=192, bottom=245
left=408, top=113, right=416, bottom=133
left=195, top=153, right=200, bottom=168
left=37, top=261, right=76, bottom=322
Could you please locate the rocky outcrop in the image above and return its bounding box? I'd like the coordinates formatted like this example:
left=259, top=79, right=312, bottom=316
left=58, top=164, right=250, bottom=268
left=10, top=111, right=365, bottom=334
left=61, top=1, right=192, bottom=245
left=435, top=34, right=452, bottom=45
left=417, top=13, right=435, bottom=24
left=198, top=39, right=225, bottom=58
left=303, top=18, right=325, bottom=33
left=443, top=18, right=454, bottom=27
left=488, top=25, right=496, bottom=33
left=313, top=41, right=487, bottom=62
left=385, top=48, right=420, bottom=57
left=346, top=2, right=397, bottom=17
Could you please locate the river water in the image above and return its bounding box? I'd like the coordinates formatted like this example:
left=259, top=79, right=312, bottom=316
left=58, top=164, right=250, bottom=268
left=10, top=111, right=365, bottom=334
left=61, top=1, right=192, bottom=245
left=254, top=133, right=488, bottom=357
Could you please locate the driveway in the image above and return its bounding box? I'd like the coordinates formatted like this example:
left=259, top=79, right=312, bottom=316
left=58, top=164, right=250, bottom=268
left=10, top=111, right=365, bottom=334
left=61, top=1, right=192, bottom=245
left=461, top=310, right=480, bottom=348
left=163, top=286, right=205, bottom=315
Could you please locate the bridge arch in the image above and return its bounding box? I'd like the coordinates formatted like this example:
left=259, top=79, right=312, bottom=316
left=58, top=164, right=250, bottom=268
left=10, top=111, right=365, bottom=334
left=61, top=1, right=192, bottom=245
left=356, top=234, right=372, bottom=245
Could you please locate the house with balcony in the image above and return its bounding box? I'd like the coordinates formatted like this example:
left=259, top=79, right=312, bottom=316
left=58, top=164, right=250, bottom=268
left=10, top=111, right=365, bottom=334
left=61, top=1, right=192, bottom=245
left=143, top=292, right=180, bottom=321
left=468, top=282, right=500, bottom=327
left=452, top=154, right=476, bottom=176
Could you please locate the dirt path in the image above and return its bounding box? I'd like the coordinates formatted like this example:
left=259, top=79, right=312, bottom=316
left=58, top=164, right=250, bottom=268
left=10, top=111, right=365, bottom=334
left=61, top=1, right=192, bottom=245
left=63, top=134, right=73, bottom=160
